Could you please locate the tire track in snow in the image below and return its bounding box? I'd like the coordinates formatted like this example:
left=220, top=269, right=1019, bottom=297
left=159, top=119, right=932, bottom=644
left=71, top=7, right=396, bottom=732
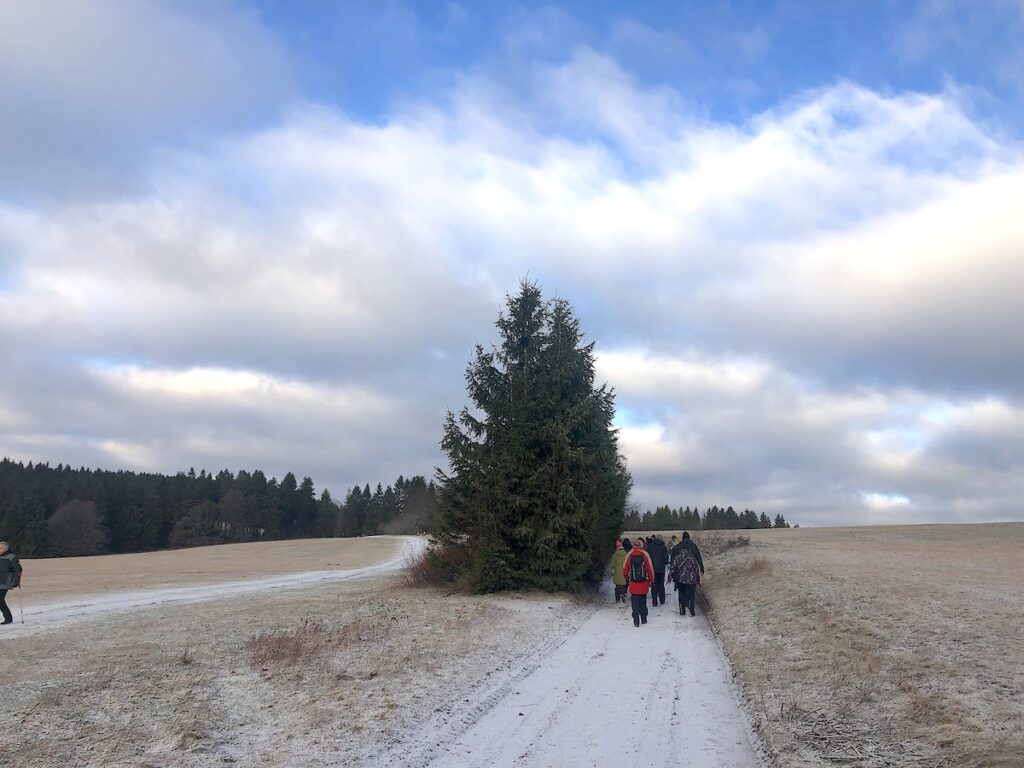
left=399, top=592, right=761, bottom=768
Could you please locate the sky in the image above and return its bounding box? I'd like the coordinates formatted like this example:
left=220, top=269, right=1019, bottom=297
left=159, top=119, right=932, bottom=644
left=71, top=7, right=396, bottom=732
left=2, top=0, right=1023, bottom=526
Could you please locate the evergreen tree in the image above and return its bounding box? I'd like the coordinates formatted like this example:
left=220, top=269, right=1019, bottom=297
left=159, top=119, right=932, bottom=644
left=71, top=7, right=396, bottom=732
left=434, top=281, right=631, bottom=592
left=296, top=477, right=318, bottom=538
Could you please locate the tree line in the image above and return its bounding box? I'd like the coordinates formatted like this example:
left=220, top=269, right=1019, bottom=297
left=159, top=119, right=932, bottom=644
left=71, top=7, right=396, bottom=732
left=0, top=457, right=437, bottom=557
left=624, top=504, right=791, bottom=531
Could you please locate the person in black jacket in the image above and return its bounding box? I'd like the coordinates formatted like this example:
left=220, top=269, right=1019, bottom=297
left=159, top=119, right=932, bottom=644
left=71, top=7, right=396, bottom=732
left=647, top=536, right=670, bottom=606
left=0, top=541, right=23, bottom=625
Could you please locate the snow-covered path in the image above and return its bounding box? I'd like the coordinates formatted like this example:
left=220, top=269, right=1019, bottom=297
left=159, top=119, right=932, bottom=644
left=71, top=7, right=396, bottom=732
left=408, top=593, right=760, bottom=768
left=0, top=536, right=425, bottom=637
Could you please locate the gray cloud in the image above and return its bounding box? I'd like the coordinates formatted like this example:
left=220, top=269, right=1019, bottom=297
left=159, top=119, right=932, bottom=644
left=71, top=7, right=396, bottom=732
left=1, top=50, right=1023, bottom=523
left=0, top=0, right=294, bottom=201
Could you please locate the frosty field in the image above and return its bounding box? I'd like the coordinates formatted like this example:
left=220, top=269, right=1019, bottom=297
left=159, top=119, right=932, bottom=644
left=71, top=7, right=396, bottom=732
left=0, top=535, right=759, bottom=767
left=2, top=526, right=1019, bottom=767
left=700, top=523, right=1024, bottom=768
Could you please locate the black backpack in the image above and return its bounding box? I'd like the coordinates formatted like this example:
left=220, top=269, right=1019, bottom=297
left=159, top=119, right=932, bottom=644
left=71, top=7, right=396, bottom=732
left=628, top=553, right=647, bottom=583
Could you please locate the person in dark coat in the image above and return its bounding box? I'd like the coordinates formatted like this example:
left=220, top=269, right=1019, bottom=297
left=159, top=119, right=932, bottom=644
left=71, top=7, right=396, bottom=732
left=0, top=541, right=23, bottom=626
left=669, top=540, right=702, bottom=616
left=670, top=532, right=705, bottom=616
left=646, top=536, right=670, bottom=606
left=681, top=531, right=704, bottom=575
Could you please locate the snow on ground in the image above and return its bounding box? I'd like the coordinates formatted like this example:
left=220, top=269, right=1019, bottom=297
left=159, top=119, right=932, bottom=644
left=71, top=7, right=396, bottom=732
left=0, top=536, right=425, bottom=637
left=1, top=538, right=763, bottom=767
left=387, top=587, right=761, bottom=768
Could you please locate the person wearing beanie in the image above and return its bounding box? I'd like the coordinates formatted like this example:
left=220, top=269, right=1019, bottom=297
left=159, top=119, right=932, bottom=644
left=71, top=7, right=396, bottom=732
left=669, top=531, right=705, bottom=617
left=611, top=540, right=628, bottom=603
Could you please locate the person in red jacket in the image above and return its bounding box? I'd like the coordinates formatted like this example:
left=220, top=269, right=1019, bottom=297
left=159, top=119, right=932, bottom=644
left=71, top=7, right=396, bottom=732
left=622, top=540, right=655, bottom=627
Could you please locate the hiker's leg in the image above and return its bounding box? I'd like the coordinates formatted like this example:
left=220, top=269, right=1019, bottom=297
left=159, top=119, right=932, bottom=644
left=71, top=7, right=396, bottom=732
left=639, top=594, right=648, bottom=624
left=655, top=577, right=666, bottom=605
left=630, top=594, right=642, bottom=626
left=0, top=590, right=10, bottom=624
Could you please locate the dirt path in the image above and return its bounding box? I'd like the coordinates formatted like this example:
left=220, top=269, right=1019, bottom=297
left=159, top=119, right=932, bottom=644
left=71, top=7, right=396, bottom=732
left=1, top=536, right=425, bottom=638
left=394, top=589, right=761, bottom=768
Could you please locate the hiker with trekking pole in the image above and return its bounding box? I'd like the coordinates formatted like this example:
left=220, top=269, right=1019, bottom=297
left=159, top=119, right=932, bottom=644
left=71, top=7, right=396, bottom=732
left=0, top=541, right=23, bottom=626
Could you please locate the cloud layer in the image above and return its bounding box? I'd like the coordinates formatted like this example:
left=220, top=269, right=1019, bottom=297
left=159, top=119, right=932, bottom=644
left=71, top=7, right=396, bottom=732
left=1, top=31, right=1022, bottom=524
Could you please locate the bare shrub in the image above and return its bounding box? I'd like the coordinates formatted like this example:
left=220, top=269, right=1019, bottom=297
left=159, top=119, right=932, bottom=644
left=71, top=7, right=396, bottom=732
left=746, top=557, right=772, bottom=574
left=245, top=618, right=334, bottom=668
left=400, top=543, right=468, bottom=587
left=245, top=605, right=404, bottom=673
left=693, top=533, right=750, bottom=557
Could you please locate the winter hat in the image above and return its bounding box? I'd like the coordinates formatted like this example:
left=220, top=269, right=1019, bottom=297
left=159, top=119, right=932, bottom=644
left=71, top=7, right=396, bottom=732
left=621, top=538, right=631, bottom=550
left=681, top=531, right=691, bottom=540
left=615, top=539, right=623, bottom=549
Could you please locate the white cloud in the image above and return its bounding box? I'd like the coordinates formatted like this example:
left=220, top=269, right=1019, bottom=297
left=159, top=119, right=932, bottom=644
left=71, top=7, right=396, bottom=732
left=861, top=492, right=911, bottom=510
left=2, top=51, right=1023, bottom=521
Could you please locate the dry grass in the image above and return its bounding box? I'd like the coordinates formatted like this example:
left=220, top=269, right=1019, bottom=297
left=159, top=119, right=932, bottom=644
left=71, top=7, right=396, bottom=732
left=16, top=535, right=407, bottom=603
left=0, top=570, right=590, bottom=767
left=623, top=529, right=751, bottom=557
left=702, top=523, right=1024, bottom=768
left=695, top=532, right=751, bottom=556
left=244, top=604, right=403, bottom=675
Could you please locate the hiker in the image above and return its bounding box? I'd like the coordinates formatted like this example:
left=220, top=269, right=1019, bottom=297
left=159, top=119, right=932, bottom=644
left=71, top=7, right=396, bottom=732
left=622, top=540, right=655, bottom=627
left=669, top=538, right=701, bottom=616
left=681, top=531, right=705, bottom=576
left=0, top=541, right=22, bottom=626
left=668, top=534, right=680, bottom=591
left=611, top=540, right=628, bottom=603
left=647, top=535, right=670, bottom=607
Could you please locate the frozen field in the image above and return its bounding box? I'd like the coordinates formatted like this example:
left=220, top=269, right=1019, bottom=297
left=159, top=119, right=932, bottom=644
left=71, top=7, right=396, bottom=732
left=0, top=535, right=760, bottom=767
left=701, top=523, right=1024, bottom=768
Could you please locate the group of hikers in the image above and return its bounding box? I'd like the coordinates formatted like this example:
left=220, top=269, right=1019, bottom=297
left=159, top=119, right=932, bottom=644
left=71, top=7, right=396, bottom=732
left=611, top=532, right=704, bottom=627
left=0, top=541, right=23, bottom=626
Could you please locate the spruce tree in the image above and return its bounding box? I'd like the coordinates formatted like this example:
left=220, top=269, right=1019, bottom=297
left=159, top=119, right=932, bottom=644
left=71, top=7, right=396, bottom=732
left=434, top=280, right=631, bottom=593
